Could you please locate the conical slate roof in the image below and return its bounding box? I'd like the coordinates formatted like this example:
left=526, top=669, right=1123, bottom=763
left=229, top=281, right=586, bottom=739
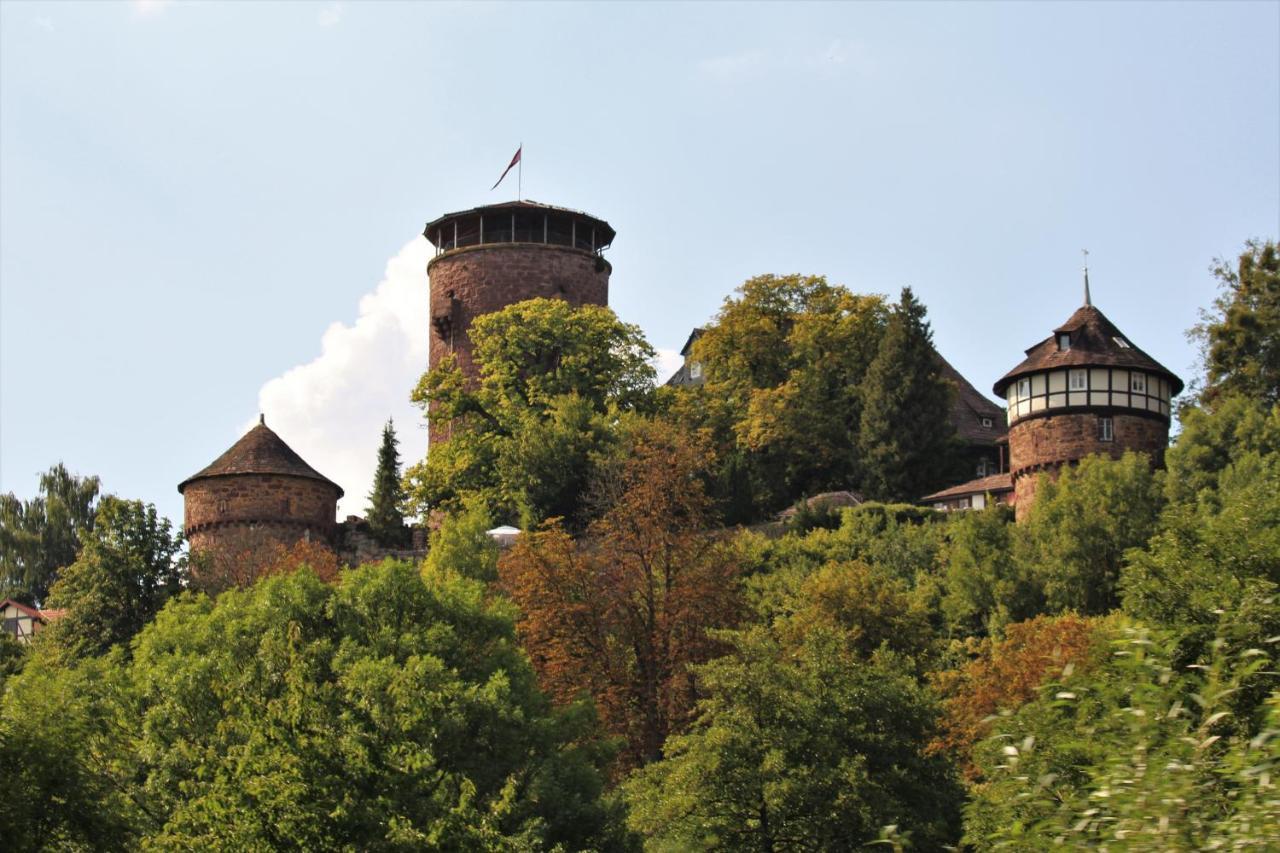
left=993, top=304, right=1183, bottom=397
left=178, top=417, right=344, bottom=496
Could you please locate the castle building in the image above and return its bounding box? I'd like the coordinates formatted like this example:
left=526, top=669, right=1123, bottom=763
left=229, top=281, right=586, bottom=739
left=178, top=415, right=344, bottom=563
left=423, top=200, right=615, bottom=444
left=992, top=282, right=1183, bottom=519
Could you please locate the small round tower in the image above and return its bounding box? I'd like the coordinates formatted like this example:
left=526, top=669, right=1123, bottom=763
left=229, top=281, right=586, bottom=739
left=993, top=288, right=1183, bottom=520
left=423, top=200, right=614, bottom=443
left=178, top=415, right=344, bottom=561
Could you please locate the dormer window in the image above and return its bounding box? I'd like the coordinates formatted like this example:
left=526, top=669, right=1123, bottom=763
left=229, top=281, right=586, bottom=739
left=1057, top=333, right=1071, bottom=350
left=689, top=361, right=703, bottom=380
left=981, top=417, right=993, bottom=428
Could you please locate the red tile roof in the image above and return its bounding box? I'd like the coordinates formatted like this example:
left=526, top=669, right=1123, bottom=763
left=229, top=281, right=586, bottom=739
left=921, top=473, right=1013, bottom=502
left=1, top=598, right=61, bottom=622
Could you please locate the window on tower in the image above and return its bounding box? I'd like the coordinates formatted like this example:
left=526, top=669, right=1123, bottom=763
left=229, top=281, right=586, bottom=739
left=1069, top=369, right=1087, bottom=390
left=1057, top=333, right=1071, bottom=350
left=1098, top=417, right=1114, bottom=442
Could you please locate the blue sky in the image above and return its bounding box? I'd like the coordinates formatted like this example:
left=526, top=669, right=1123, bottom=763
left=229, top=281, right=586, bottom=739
left=2, top=0, right=1277, bottom=526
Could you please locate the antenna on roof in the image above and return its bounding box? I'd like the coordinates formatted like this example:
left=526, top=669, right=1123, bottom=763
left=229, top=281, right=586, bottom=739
left=1082, top=249, right=1092, bottom=306
left=259, top=413, right=265, bottom=425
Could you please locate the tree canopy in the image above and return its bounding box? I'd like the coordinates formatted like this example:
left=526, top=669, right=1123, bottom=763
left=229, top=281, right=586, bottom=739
left=669, top=274, right=889, bottom=521
left=0, top=463, right=100, bottom=604
left=39, top=496, right=184, bottom=663
left=1194, top=239, right=1280, bottom=407
left=2, top=560, right=632, bottom=851
left=406, top=298, right=656, bottom=527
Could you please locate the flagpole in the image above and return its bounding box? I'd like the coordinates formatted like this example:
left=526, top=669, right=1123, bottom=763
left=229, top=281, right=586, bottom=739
left=518, top=141, right=522, bottom=200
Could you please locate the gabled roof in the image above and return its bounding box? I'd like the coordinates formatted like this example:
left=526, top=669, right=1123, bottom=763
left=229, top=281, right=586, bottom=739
left=921, top=473, right=1013, bottom=503
left=178, top=417, right=343, bottom=496
left=993, top=304, right=1183, bottom=397
left=680, top=328, right=707, bottom=357
left=937, top=355, right=1007, bottom=446
left=0, top=598, right=64, bottom=622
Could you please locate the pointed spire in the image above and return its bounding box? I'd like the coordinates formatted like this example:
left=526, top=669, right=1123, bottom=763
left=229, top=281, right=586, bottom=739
left=259, top=413, right=266, bottom=426
left=1082, top=249, right=1092, bottom=306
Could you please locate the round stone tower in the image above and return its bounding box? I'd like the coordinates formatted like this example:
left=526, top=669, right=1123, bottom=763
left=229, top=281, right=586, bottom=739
left=423, top=200, right=615, bottom=444
left=993, top=289, right=1183, bottom=520
left=178, top=415, right=344, bottom=560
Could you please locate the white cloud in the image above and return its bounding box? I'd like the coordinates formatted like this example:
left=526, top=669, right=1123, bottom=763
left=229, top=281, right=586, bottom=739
left=132, top=0, right=171, bottom=16
left=255, top=237, right=431, bottom=518
left=652, top=348, right=684, bottom=384
left=317, top=2, right=343, bottom=27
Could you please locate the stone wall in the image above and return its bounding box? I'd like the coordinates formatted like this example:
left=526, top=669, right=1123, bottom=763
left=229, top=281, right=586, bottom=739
left=1009, top=411, right=1168, bottom=520
left=335, top=517, right=428, bottom=567
left=184, top=473, right=340, bottom=542
left=427, top=243, right=610, bottom=444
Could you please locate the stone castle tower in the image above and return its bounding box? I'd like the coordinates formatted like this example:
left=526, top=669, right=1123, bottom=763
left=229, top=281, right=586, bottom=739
left=423, top=200, right=615, bottom=443
left=993, top=284, right=1183, bottom=520
left=179, top=415, right=344, bottom=561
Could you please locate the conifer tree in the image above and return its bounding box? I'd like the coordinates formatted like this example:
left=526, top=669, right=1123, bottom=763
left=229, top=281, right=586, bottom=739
left=366, top=419, right=407, bottom=547
left=857, top=287, right=958, bottom=501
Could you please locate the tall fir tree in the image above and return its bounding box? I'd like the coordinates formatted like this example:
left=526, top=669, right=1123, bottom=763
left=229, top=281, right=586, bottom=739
left=366, top=418, right=407, bottom=547
left=856, top=287, right=958, bottom=501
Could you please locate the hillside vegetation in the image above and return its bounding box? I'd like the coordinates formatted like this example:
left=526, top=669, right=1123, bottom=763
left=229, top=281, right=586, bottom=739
left=2, top=243, right=1277, bottom=850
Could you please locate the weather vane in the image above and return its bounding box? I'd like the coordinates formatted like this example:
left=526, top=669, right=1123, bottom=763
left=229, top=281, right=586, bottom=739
left=1082, top=248, right=1092, bottom=306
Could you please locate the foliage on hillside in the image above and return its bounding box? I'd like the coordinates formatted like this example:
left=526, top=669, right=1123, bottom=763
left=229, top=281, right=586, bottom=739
left=4, top=244, right=1278, bottom=849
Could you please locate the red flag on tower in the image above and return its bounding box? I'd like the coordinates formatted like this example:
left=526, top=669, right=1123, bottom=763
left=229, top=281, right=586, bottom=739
left=491, top=146, right=522, bottom=191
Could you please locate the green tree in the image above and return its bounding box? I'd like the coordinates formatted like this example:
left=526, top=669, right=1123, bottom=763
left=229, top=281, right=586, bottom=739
left=857, top=287, right=959, bottom=502
left=1, top=561, right=633, bottom=851
left=0, top=463, right=100, bottom=604
left=366, top=418, right=408, bottom=547
left=671, top=274, right=888, bottom=520
left=1122, top=430, right=1280, bottom=712
left=424, top=493, right=500, bottom=582
left=0, top=655, right=142, bottom=852
left=40, top=496, right=185, bottom=662
left=1193, top=239, right=1280, bottom=406
left=406, top=298, right=656, bottom=526
left=941, top=502, right=1040, bottom=636
left=625, top=627, right=963, bottom=850
left=965, top=624, right=1280, bottom=850
left=1016, top=452, right=1162, bottom=616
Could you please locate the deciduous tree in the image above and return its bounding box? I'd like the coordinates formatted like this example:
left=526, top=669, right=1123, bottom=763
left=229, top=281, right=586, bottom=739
left=41, top=496, right=185, bottom=661
left=625, top=627, right=963, bottom=850
left=671, top=274, right=888, bottom=520
left=406, top=298, right=656, bottom=526
left=1016, top=451, right=1162, bottom=615
left=1193, top=239, right=1280, bottom=406
left=2, top=561, right=632, bottom=851
left=499, top=421, right=743, bottom=767
left=0, top=463, right=100, bottom=604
